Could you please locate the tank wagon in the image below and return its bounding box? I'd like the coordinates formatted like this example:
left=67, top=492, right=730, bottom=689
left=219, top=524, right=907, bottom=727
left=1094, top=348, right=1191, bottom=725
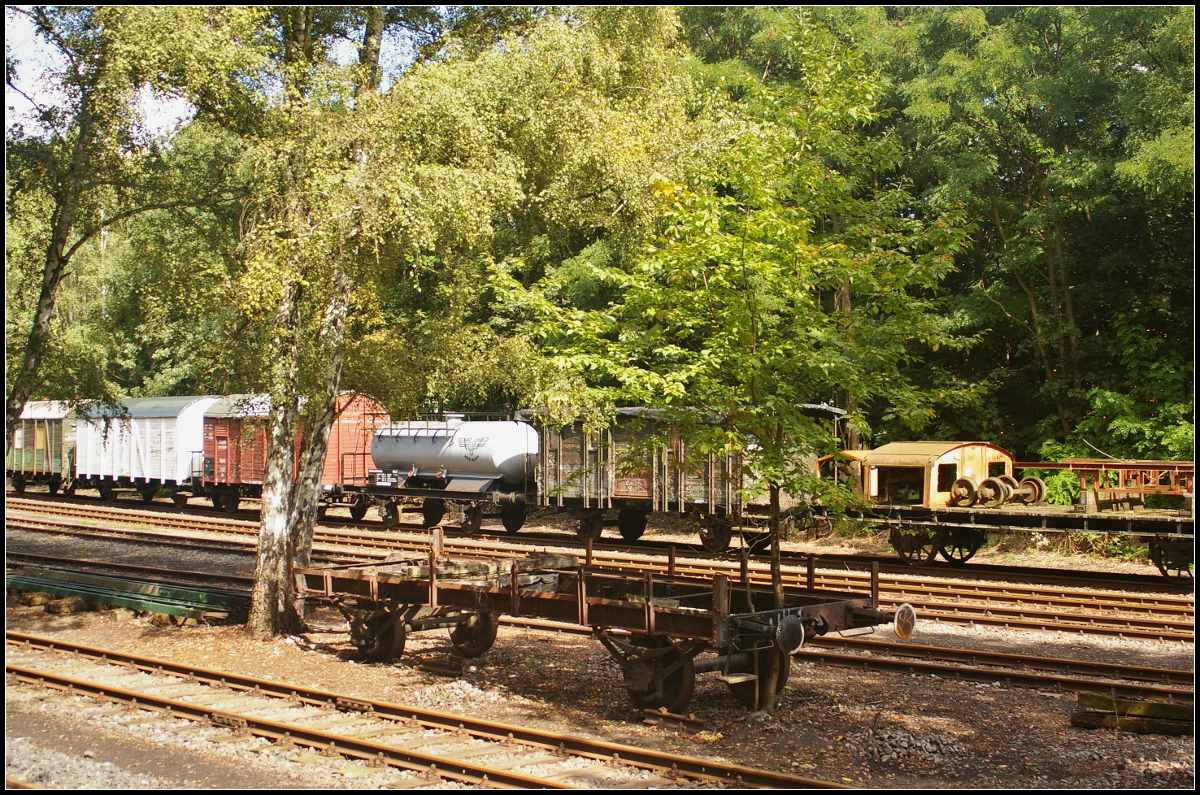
left=824, top=441, right=1194, bottom=578
left=351, top=416, right=540, bottom=533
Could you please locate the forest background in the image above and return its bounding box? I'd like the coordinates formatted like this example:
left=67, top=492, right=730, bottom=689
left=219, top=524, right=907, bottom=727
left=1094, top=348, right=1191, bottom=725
left=6, top=7, right=1194, bottom=630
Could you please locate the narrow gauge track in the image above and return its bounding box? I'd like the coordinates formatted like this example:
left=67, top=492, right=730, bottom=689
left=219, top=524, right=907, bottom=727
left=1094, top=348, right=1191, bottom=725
left=5, top=632, right=836, bottom=789
left=11, top=494, right=1189, bottom=595
left=8, top=504, right=1193, bottom=641
left=9, top=551, right=1192, bottom=706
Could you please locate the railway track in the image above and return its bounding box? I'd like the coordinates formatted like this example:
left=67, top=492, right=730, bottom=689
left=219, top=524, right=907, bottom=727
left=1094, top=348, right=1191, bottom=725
left=12, top=493, right=1191, bottom=594
left=8, top=500, right=1193, bottom=641
left=8, top=545, right=1193, bottom=709
left=5, top=632, right=836, bottom=789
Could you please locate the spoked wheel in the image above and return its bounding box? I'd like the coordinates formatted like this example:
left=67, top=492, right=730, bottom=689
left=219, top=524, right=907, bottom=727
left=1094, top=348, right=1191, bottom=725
left=577, top=511, right=604, bottom=541
left=10, top=475, right=26, bottom=494
left=698, top=514, right=733, bottom=553
left=379, top=501, right=401, bottom=528
left=622, top=638, right=696, bottom=715
left=349, top=497, right=370, bottom=521
left=422, top=499, right=445, bottom=529
left=617, top=509, right=649, bottom=542
left=500, top=504, right=526, bottom=534
left=890, top=526, right=945, bottom=565
left=351, top=614, right=407, bottom=663
left=459, top=504, right=484, bottom=535
left=938, top=527, right=987, bottom=564
left=1149, top=538, right=1194, bottom=581
left=725, top=646, right=792, bottom=711
left=449, top=611, right=500, bottom=658
left=947, top=477, right=977, bottom=507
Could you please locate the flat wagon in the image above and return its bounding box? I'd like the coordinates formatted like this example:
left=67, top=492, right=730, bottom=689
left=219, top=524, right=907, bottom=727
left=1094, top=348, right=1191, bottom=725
left=295, top=535, right=915, bottom=714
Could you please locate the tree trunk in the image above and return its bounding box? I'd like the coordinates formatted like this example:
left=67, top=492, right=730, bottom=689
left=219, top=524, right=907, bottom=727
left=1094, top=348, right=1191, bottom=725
left=247, top=278, right=306, bottom=638
left=357, top=6, right=385, bottom=96
left=5, top=95, right=100, bottom=456
left=769, top=483, right=784, bottom=610
left=291, top=270, right=351, bottom=570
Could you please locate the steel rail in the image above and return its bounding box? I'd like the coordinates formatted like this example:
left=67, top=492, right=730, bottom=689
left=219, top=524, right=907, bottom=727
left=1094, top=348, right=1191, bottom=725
left=10, top=512, right=1192, bottom=640
left=796, top=648, right=1194, bottom=703
left=13, top=506, right=1192, bottom=618
left=5, top=632, right=843, bottom=789
left=13, top=495, right=1191, bottom=595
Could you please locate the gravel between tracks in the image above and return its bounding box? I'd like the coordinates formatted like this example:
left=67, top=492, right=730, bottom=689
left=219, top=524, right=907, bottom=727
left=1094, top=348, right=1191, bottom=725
left=5, top=502, right=1195, bottom=789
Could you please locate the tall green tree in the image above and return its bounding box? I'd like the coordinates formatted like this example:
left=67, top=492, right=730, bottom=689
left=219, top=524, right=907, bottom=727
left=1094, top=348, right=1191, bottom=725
left=497, top=16, right=971, bottom=714
left=886, top=6, right=1194, bottom=457
left=5, top=6, right=264, bottom=451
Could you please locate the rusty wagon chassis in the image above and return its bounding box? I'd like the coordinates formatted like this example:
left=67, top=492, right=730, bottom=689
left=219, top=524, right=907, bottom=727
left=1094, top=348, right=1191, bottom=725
left=294, top=545, right=916, bottom=714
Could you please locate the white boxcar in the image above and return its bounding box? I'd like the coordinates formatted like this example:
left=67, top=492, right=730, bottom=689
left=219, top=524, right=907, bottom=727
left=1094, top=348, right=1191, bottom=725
left=75, top=396, right=220, bottom=498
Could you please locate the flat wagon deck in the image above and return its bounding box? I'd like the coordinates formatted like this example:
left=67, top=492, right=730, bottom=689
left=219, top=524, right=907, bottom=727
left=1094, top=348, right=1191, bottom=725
left=294, top=535, right=916, bottom=713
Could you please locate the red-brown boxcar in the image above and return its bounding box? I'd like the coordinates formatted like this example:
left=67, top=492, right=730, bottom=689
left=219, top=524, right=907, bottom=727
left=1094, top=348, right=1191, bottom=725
left=199, top=393, right=389, bottom=513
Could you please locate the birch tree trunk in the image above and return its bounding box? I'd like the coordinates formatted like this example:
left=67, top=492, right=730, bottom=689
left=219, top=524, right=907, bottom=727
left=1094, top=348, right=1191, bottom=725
left=291, top=269, right=351, bottom=571
left=247, top=278, right=306, bottom=637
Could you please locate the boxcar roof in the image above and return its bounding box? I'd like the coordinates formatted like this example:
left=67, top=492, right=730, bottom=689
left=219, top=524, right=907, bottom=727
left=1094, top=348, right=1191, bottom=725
left=19, top=400, right=75, bottom=420
left=205, top=394, right=272, bottom=418
left=84, top=396, right=219, bottom=419
left=847, top=441, right=1012, bottom=467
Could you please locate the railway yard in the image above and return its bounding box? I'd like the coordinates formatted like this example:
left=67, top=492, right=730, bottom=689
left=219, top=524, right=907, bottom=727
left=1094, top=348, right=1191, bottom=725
left=5, top=493, right=1195, bottom=789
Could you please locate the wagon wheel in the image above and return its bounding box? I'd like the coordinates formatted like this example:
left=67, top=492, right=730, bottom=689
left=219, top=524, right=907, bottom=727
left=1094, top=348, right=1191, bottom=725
left=378, top=501, right=400, bottom=528
left=459, top=504, right=484, bottom=535
left=726, top=646, right=792, bottom=711
left=947, top=477, right=977, bottom=507
left=98, top=484, right=118, bottom=503
left=976, top=477, right=1010, bottom=509
left=698, top=513, right=733, bottom=553
left=938, top=527, right=987, bottom=564
left=351, top=615, right=407, bottom=663
left=10, top=474, right=26, bottom=494
left=1018, top=476, right=1046, bottom=505
left=349, top=496, right=370, bottom=521
left=890, top=526, right=945, bottom=565
left=577, top=511, right=604, bottom=541
left=171, top=492, right=189, bottom=508
left=1148, top=538, right=1195, bottom=581
left=219, top=492, right=240, bottom=514
left=449, top=611, right=500, bottom=658
left=622, top=639, right=696, bottom=715
left=500, top=504, right=526, bottom=534
left=422, top=499, right=445, bottom=529
left=617, top=509, right=649, bottom=542
left=999, top=475, right=1020, bottom=493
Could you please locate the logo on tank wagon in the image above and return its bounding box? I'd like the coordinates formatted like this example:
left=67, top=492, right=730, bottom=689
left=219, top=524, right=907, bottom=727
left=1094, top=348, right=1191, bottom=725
left=458, top=437, right=488, bottom=461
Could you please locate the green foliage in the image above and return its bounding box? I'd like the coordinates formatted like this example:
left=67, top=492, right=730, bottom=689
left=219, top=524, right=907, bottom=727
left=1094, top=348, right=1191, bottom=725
left=496, top=14, right=974, bottom=506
